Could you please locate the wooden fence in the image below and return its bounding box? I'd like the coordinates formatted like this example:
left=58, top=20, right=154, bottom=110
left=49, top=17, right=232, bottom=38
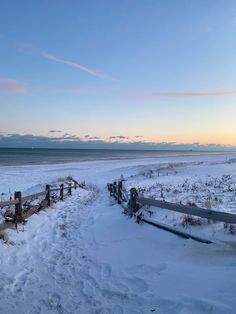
left=107, top=179, right=236, bottom=244
left=0, top=180, right=85, bottom=232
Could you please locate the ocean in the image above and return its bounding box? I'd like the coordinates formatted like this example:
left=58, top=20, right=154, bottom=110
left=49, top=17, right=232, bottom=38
left=0, top=148, right=228, bottom=166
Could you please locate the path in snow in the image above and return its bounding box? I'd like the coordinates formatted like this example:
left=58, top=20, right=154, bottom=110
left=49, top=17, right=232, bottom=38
left=0, top=154, right=236, bottom=313
left=1, top=186, right=235, bottom=314
left=1, top=187, right=100, bottom=314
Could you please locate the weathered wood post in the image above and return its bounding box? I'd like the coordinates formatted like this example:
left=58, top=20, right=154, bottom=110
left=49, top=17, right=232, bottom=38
left=110, top=184, right=113, bottom=196
left=129, top=188, right=138, bottom=217
left=117, top=181, right=123, bottom=204
left=107, top=183, right=111, bottom=195
left=60, top=184, right=64, bottom=201
left=45, top=184, right=51, bottom=206
left=108, top=183, right=113, bottom=196
left=113, top=182, right=117, bottom=200
left=68, top=183, right=72, bottom=196
left=14, top=191, right=22, bottom=220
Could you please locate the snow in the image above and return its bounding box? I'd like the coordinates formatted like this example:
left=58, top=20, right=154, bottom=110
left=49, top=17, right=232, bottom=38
left=0, top=152, right=236, bottom=313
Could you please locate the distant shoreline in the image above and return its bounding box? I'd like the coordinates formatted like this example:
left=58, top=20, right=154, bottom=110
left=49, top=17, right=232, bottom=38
left=0, top=148, right=235, bottom=167
left=0, top=147, right=235, bottom=152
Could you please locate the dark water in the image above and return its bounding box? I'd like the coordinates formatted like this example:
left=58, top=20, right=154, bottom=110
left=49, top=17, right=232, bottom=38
left=0, top=148, right=226, bottom=166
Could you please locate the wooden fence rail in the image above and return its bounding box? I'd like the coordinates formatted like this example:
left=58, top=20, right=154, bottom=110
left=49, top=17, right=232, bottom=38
left=0, top=180, right=84, bottom=231
left=107, top=179, right=236, bottom=244
left=108, top=181, right=236, bottom=224
left=137, top=197, right=236, bottom=224
left=0, top=199, right=19, bottom=208
left=21, top=191, right=46, bottom=203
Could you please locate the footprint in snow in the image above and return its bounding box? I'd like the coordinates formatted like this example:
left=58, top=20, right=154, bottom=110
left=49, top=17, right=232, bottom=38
left=112, top=305, right=124, bottom=314
left=126, top=263, right=167, bottom=276
left=102, top=265, right=112, bottom=279
left=46, top=293, right=64, bottom=313
left=124, top=277, right=149, bottom=293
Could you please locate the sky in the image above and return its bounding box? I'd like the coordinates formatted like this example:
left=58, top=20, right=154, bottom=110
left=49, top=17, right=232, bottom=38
left=0, top=0, right=236, bottom=150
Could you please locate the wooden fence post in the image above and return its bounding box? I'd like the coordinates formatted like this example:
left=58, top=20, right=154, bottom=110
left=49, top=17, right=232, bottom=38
left=60, top=184, right=64, bottom=201
left=129, top=188, right=138, bottom=217
left=113, top=181, right=117, bottom=198
left=117, top=181, right=123, bottom=204
left=107, top=183, right=113, bottom=196
left=14, top=191, right=22, bottom=220
left=113, top=182, right=116, bottom=199
left=68, top=183, right=72, bottom=196
left=45, top=184, right=51, bottom=206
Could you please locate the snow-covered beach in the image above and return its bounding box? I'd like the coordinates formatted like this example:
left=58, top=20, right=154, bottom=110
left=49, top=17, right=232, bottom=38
left=0, top=152, right=236, bottom=313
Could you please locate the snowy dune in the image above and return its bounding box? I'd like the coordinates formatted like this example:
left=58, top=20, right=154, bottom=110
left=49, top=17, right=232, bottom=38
left=0, top=153, right=236, bottom=313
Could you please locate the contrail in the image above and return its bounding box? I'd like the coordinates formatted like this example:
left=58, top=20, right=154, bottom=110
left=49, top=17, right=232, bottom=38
left=41, top=51, right=119, bottom=81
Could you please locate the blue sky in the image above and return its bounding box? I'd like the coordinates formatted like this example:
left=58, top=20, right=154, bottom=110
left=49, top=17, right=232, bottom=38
left=0, top=0, right=236, bottom=149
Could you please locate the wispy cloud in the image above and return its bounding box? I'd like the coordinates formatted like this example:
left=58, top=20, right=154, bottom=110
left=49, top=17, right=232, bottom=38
left=61, top=87, right=236, bottom=98
left=41, top=52, right=100, bottom=77
left=87, top=136, right=101, bottom=140
left=40, top=51, right=119, bottom=82
left=149, top=91, right=236, bottom=97
left=83, top=135, right=101, bottom=141
left=0, top=78, right=26, bottom=93
left=109, top=135, right=129, bottom=140
left=49, top=130, right=62, bottom=133
left=16, top=41, right=119, bottom=81
left=61, top=133, right=80, bottom=140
